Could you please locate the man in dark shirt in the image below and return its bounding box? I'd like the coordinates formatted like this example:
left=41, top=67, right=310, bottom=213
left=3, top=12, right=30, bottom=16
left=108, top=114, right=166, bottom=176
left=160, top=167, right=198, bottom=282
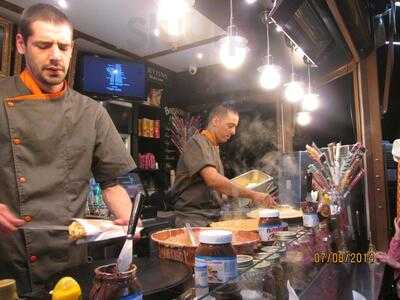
left=0, top=4, right=136, bottom=296
left=172, top=103, right=276, bottom=226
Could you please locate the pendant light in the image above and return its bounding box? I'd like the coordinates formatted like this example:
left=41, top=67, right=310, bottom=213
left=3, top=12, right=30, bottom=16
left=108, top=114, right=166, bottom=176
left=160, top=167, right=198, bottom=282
left=157, top=0, right=194, bottom=37
left=284, top=61, right=304, bottom=103
left=296, top=111, right=311, bottom=126
left=301, top=63, right=319, bottom=111
left=258, top=13, right=281, bottom=90
left=219, top=0, right=249, bottom=70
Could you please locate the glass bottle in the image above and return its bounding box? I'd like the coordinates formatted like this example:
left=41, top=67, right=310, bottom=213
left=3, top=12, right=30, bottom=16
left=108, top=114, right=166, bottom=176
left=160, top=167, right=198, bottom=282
left=89, top=263, right=142, bottom=300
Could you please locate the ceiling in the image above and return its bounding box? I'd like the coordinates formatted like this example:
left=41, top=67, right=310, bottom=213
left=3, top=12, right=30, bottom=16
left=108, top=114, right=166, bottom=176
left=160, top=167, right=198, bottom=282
left=1, top=0, right=228, bottom=72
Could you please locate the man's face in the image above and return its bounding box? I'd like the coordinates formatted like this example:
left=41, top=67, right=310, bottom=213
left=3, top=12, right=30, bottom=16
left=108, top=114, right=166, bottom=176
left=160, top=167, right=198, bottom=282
left=213, top=111, right=239, bottom=144
left=16, top=20, right=73, bottom=91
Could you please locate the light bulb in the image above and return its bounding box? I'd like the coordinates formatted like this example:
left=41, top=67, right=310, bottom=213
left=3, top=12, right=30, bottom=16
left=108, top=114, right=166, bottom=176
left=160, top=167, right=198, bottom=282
left=196, top=53, right=203, bottom=60
left=294, top=47, right=305, bottom=59
left=245, top=0, right=257, bottom=4
left=296, top=112, right=311, bottom=126
left=302, top=93, right=319, bottom=111
left=395, top=1, right=400, bottom=7
left=284, top=81, right=304, bottom=103
left=157, top=0, right=192, bottom=36
left=220, top=36, right=248, bottom=70
left=258, top=64, right=282, bottom=90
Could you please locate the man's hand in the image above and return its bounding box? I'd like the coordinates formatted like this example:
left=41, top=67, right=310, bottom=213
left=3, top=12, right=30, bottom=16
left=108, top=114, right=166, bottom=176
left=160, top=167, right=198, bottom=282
left=375, top=251, right=400, bottom=269
left=0, top=204, right=25, bottom=236
left=251, top=192, right=278, bottom=207
left=113, top=218, right=143, bottom=240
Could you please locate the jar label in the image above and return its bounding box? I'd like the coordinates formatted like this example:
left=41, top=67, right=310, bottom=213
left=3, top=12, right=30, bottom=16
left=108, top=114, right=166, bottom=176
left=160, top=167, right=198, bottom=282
left=194, top=262, right=208, bottom=288
left=195, top=256, right=237, bottom=284
left=303, top=213, right=319, bottom=227
left=120, top=292, right=143, bottom=300
left=258, top=224, right=281, bottom=242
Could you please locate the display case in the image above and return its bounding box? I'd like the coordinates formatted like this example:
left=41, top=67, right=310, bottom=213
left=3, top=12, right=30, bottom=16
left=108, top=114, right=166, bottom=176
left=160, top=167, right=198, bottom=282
left=181, top=224, right=383, bottom=300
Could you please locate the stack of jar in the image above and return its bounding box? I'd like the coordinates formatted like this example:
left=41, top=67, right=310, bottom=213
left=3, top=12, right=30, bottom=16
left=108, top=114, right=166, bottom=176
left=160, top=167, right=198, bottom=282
left=138, top=153, right=157, bottom=170
left=138, top=118, right=160, bottom=138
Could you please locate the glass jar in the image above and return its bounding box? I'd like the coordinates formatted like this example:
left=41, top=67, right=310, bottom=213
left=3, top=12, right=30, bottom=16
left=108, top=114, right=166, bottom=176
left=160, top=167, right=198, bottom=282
left=258, top=209, right=281, bottom=245
left=195, top=230, right=237, bottom=290
left=89, top=263, right=142, bottom=300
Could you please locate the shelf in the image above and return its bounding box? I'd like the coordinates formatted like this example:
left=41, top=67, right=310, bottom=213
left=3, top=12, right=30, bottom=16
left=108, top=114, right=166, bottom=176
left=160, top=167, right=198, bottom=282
left=137, top=136, right=161, bottom=141
left=136, top=103, right=163, bottom=111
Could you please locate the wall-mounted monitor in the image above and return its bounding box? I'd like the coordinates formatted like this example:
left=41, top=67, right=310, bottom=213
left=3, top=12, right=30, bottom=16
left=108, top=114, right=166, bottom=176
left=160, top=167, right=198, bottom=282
left=77, top=54, right=146, bottom=100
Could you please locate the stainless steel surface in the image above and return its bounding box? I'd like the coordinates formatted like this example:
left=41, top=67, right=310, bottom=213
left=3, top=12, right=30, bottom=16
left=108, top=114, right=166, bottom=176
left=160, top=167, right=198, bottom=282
left=230, top=169, right=273, bottom=193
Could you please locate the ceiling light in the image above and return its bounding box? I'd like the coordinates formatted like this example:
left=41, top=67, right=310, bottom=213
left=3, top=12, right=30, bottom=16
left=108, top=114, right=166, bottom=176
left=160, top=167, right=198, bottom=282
left=157, top=0, right=193, bottom=37
left=395, top=1, right=400, bottom=7
left=57, top=0, right=68, bottom=9
left=301, top=64, right=320, bottom=111
left=245, top=0, right=258, bottom=4
left=296, top=112, right=311, bottom=126
left=276, top=25, right=283, bottom=32
left=196, top=53, right=203, bottom=60
left=258, top=64, right=281, bottom=90
left=220, top=0, right=248, bottom=70
left=153, top=28, right=160, bottom=37
left=302, top=93, right=319, bottom=111
left=294, top=47, right=305, bottom=59
left=220, top=33, right=248, bottom=70
left=258, top=12, right=282, bottom=90
left=284, top=80, right=304, bottom=103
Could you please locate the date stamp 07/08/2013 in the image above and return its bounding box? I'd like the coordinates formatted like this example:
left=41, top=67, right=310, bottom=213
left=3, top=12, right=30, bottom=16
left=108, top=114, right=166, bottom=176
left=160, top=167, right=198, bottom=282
left=313, top=251, right=375, bottom=264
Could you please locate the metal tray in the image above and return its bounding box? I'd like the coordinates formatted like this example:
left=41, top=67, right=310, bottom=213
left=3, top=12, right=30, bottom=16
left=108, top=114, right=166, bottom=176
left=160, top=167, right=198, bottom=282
left=230, top=170, right=273, bottom=193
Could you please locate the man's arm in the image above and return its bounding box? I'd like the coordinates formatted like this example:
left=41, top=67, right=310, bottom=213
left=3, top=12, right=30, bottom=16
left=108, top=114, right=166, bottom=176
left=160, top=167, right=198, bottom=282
left=102, top=184, right=132, bottom=224
left=200, top=166, right=276, bottom=207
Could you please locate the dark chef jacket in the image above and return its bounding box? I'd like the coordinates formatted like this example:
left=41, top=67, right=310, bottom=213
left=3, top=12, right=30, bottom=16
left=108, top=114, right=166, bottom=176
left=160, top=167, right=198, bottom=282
left=172, top=132, right=224, bottom=227
left=0, top=70, right=136, bottom=295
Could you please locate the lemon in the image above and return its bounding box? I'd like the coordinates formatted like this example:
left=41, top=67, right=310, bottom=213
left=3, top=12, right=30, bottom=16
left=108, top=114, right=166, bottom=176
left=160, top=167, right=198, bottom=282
left=50, top=277, right=81, bottom=300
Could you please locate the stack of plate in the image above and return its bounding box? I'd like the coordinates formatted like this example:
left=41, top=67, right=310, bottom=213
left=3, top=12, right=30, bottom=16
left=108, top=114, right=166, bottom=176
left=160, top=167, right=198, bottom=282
left=237, top=254, right=253, bottom=269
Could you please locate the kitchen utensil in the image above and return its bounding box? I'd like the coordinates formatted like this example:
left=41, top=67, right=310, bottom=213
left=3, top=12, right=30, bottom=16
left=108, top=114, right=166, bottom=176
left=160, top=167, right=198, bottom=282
left=117, top=192, right=144, bottom=272
left=185, top=223, right=198, bottom=246
left=19, top=224, right=68, bottom=231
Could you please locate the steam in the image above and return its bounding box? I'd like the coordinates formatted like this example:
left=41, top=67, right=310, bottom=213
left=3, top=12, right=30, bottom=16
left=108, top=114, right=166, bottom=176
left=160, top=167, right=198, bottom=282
left=223, top=114, right=301, bottom=208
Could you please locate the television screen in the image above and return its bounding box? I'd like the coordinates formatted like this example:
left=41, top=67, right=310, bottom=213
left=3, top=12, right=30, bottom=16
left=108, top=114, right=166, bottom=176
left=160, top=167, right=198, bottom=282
left=81, top=55, right=146, bottom=99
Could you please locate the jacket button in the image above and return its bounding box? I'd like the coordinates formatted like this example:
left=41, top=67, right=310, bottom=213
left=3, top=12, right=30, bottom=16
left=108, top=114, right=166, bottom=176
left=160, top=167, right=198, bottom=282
left=18, top=176, right=27, bottom=183
left=29, top=255, right=38, bottom=263
left=23, top=215, right=32, bottom=222
left=13, top=138, right=21, bottom=145
left=7, top=101, right=15, bottom=107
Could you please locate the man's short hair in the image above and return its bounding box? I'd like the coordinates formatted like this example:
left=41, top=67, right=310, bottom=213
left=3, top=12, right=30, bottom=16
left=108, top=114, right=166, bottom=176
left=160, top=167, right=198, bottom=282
left=18, top=4, right=73, bottom=43
left=207, top=102, right=239, bottom=125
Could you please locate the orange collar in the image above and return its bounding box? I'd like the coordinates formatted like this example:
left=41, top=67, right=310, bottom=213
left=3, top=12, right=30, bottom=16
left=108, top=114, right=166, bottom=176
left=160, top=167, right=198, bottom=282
left=201, top=129, right=218, bottom=146
left=17, top=69, right=67, bottom=100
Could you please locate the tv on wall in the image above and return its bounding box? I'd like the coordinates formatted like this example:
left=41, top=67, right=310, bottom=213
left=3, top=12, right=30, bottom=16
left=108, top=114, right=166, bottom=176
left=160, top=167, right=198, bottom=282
left=78, top=54, right=146, bottom=100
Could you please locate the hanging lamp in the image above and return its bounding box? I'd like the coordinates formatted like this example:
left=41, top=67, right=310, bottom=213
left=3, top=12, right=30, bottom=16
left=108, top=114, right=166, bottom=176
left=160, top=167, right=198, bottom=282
left=219, top=0, right=249, bottom=70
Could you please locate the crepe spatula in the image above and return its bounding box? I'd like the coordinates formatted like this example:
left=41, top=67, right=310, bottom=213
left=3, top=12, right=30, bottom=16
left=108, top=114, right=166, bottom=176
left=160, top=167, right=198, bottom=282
left=117, top=192, right=144, bottom=272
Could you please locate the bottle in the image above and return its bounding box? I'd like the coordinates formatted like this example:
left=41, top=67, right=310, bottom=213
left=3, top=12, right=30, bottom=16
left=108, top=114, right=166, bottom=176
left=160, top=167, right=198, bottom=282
left=50, top=277, right=81, bottom=300
left=0, top=279, right=19, bottom=300
left=318, top=193, right=331, bottom=221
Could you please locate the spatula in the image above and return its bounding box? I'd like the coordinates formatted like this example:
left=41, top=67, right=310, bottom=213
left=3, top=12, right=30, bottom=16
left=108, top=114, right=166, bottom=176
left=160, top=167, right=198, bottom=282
left=117, top=192, right=144, bottom=272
